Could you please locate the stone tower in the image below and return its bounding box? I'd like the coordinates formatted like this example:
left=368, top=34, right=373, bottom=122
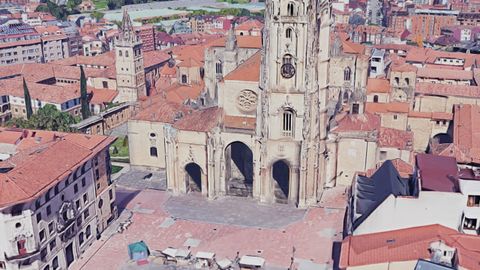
left=255, top=0, right=331, bottom=207
left=115, top=9, right=146, bottom=103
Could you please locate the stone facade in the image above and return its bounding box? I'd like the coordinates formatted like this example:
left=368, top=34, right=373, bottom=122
left=129, top=0, right=333, bottom=208
left=114, top=9, right=146, bottom=103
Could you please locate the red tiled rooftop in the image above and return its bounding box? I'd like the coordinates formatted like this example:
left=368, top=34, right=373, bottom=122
left=365, top=102, right=410, bottom=114
left=0, top=129, right=115, bottom=207
left=331, top=112, right=381, bottom=132
left=378, top=127, right=413, bottom=150
left=208, top=35, right=262, bottom=49
left=416, top=82, right=480, bottom=98
left=417, top=67, right=473, bottom=81
left=173, top=107, right=222, bottom=132
left=224, top=51, right=261, bottom=82
left=366, top=78, right=390, bottom=94
left=223, top=115, right=255, bottom=130
left=340, top=224, right=480, bottom=269
left=89, top=88, right=117, bottom=104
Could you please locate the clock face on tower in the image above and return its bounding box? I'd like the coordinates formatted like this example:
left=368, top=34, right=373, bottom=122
left=281, top=63, right=296, bottom=79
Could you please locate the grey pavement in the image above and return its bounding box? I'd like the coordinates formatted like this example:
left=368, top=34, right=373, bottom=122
left=115, top=169, right=167, bottom=191
left=165, top=195, right=306, bottom=229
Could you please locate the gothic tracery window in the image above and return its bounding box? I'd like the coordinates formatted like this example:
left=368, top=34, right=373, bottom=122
left=215, top=62, right=223, bottom=74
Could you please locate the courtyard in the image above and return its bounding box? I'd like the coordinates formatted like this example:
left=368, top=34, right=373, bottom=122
left=69, top=171, right=346, bottom=270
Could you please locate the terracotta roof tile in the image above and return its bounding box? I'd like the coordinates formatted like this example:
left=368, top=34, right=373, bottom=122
left=340, top=224, right=480, bottom=269
left=224, top=51, right=261, bottom=82
left=365, top=102, right=410, bottom=114
left=378, top=127, right=413, bottom=150
left=173, top=107, right=222, bottom=132
left=417, top=67, right=473, bottom=81
left=331, top=112, right=381, bottom=132
left=366, top=78, right=390, bottom=94
left=223, top=115, right=255, bottom=130
left=207, top=35, right=262, bottom=49
left=89, top=88, right=117, bottom=104
left=416, top=82, right=480, bottom=98
left=0, top=129, right=114, bottom=207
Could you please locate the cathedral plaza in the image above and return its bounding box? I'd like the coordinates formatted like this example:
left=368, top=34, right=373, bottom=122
left=69, top=182, right=346, bottom=270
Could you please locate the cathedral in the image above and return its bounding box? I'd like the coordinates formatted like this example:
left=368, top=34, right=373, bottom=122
left=128, top=0, right=332, bottom=208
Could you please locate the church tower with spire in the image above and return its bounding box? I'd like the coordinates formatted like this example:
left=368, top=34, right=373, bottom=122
left=115, top=8, right=146, bottom=102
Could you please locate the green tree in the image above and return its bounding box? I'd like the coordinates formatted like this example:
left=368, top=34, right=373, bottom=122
left=23, top=78, right=33, bottom=119
left=80, top=66, right=90, bottom=120
left=7, top=105, right=78, bottom=132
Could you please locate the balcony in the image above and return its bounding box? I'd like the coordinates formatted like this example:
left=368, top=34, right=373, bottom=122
left=4, top=246, right=40, bottom=263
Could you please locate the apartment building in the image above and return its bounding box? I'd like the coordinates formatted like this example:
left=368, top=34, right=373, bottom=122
left=0, top=23, right=42, bottom=66
left=0, top=128, right=117, bottom=270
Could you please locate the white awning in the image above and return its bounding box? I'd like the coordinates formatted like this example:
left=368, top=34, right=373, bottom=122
left=196, top=251, right=215, bottom=260
left=162, top=247, right=177, bottom=257
left=217, top=258, right=233, bottom=269
left=239, top=255, right=265, bottom=266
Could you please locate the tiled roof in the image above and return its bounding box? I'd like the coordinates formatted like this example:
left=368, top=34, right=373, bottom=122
left=331, top=112, right=381, bottom=132
left=223, top=115, right=255, bottom=130
left=417, top=67, right=473, bottom=81
left=378, top=127, right=413, bottom=150
left=164, top=82, right=204, bottom=104
left=133, top=95, right=187, bottom=123
left=365, top=158, right=413, bottom=178
left=208, top=35, right=262, bottom=49
left=416, top=82, right=480, bottom=98
left=90, top=88, right=117, bottom=104
left=173, top=106, right=222, bottom=132
left=224, top=51, right=261, bottom=82
left=143, top=50, right=170, bottom=69
left=340, top=224, right=480, bottom=270
left=366, top=78, right=390, bottom=94
left=391, top=63, right=417, bottom=73
left=0, top=78, right=80, bottom=104
left=0, top=129, right=115, bottom=208
left=235, top=19, right=263, bottom=31
left=365, top=102, right=410, bottom=114
left=342, top=40, right=365, bottom=55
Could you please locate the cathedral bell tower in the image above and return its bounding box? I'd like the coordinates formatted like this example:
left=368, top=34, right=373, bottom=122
left=255, top=0, right=331, bottom=207
left=115, top=9, right=146, bottom=103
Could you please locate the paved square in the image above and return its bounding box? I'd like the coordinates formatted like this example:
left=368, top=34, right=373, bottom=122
left=70, top=187, right=346, bottom=270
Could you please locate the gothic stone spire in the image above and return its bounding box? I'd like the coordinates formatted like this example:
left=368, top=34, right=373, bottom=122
left=225, top=21, right=237, bottom=51
left=120, top=8, right=136, bottom=44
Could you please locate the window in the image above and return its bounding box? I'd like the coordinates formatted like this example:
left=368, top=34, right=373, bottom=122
left=150, top=147, right=158, bottom=157
left=52, top=257, right=58, bottom=270
left=17, top=239, right=26, bottom=255
left=48, top=221, right=54, bottom=234
left=379, top=151, right=387, bottom=161
left=95, top=169, right=99, bottom=180
left=125, top=50, right=129, bottom=57
left=405, top=78, right=410, bottom=86
left=35, top=199, right=41, bottom=210
left=78, top=232, right=84, bottom=245
left=109, top=189, right=113, bottom=200
left=46, top=205, right=51, bottom=216
left=393, top=114, right=398, bottom=120
left=83, top=193, right=88, bottom=204
left=86, top=225, right=91, bottom=238
left=467, top=195, right=480, bottom=207
left=102, top=81, right=108, bottom=89
left=82, top=178, right=86, bottom=187
left=344, top=67, right=351, bottom=81
left=181, top=74, right=187, bottom=84
left=282, top=110, right=294, bottom=137
left=84, top=209, right=89, bottom=219
left=40, top=248, right=47, bottom=261
left=352, top=103, right=360, bottom=114
left=76, top=216, right=82, bottom=227
left=54, top=185, right=59, bottom=195
left=49, top=239, right=56, bottom=251
left=39, top=229, right=45, bottom=242
left=215, top=62, right=222, bottom=74
left=395, top=77, right=400, bottom=85
left=74, top=184, right=78, bottom=194
left=463, top=217, right=477, bottom=230
left=286, top=28, right=293, bottom=39
left=287, top=2, right=295, bottom=16
left=283, top=54, right=292, bottom=65
left=373, top=95, right=379, bottom=103
left=76, top=200, right=80, bottom=210
left=36, top=212, right=42, bottom=223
